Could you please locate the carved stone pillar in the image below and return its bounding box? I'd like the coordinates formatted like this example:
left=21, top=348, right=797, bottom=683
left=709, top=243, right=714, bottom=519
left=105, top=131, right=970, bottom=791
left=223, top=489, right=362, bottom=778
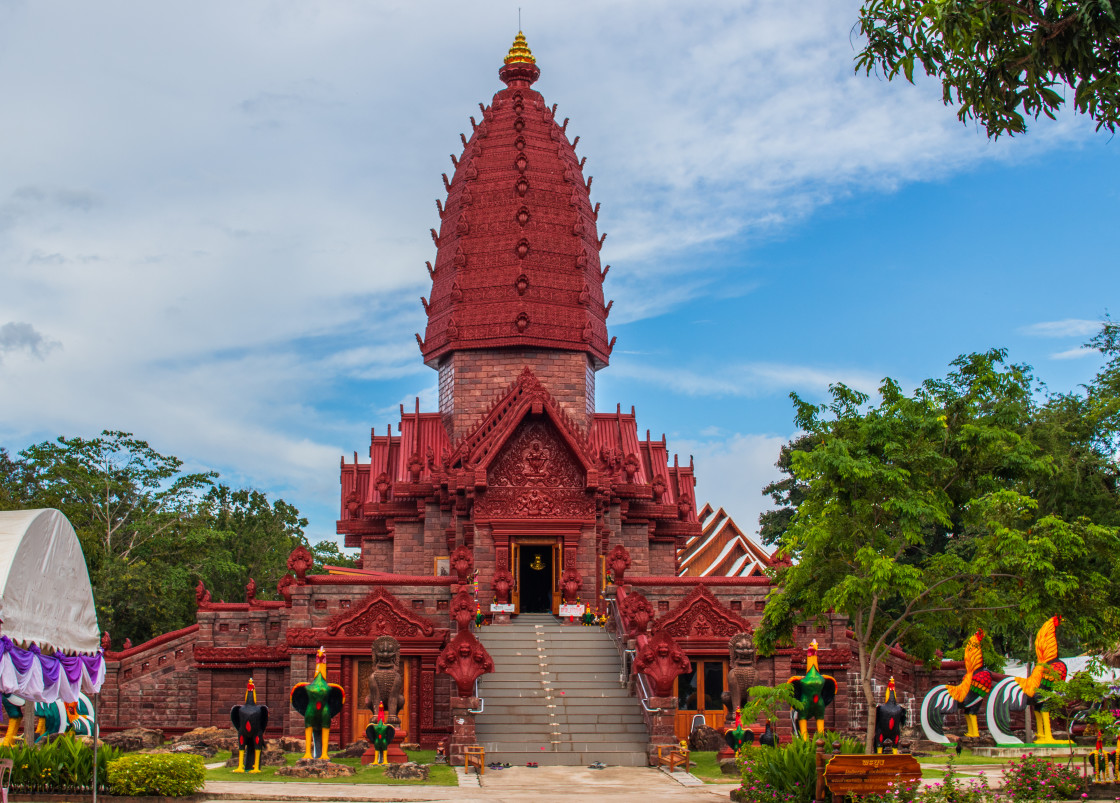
left=448, top=696, right=480, bottom=763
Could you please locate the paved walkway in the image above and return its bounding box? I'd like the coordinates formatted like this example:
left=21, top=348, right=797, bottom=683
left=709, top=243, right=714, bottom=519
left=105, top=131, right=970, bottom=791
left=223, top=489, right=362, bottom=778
left=202, top=766, right=733, bottom=802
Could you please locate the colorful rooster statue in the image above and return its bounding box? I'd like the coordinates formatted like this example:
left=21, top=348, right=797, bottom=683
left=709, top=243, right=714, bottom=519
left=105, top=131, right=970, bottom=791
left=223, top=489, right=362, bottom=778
left=231, top=678, right=269, bottom=773
left=290, top=647, right=345, bottom=760
left=365, top=701, right=396, bottom=765
left=1, top=694, right=25, bottom=746
left=919, top=630, right=992, bottom=744
left=474, top=605, right=484, bottom=628
left=788, top=640, right=837, bottom=738
left=35, top=694, right=95, bottom=741
left=724, top=709, right=754, bottom=751
left=759, top=720, right=779, bottom=748
left=874, top=677, right=907, bottom=754
left=986, top=616, right=1069, bottom=745
left=1090, top=732, right=1118, bottom=780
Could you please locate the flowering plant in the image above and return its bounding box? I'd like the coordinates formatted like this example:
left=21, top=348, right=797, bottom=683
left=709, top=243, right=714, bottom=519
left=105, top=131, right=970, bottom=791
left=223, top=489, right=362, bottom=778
left=1001, top=753, right=1082, bottom=801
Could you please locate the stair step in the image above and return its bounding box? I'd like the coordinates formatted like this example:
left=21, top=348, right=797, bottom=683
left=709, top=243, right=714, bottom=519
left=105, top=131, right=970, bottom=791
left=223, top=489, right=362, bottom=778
left=474, top=748, right=648, bottom=767
left=476, top=616, right=647, bottom=759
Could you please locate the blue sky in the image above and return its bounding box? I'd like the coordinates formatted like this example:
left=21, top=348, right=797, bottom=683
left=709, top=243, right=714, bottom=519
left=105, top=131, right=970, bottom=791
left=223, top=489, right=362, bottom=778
left=1, top=2, right=1115, bottom=555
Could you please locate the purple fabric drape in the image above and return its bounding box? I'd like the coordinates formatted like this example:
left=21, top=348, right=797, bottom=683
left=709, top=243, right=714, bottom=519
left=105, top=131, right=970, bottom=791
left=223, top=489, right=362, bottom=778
left=1, top=635, right=103, bottom=678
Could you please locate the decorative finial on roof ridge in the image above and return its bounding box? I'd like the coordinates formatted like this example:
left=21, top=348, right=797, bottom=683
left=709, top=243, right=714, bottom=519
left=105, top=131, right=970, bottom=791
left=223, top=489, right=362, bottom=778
left=504, top=31, right=535, bottom=65
left=499, top=31, right=540, bottom=87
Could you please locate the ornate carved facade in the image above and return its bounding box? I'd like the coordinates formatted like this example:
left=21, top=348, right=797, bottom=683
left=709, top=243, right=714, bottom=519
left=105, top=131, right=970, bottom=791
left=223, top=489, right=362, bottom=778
left=95, top=33, right=895, bottom=752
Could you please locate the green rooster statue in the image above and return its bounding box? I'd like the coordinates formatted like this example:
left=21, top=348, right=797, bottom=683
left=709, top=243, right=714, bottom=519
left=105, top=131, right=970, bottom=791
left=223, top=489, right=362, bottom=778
left=788, top=639, right=837, bottom=738
left=724, top=709, right=754, bottom=752
left=365, top=701, right=396, bottom=765
left=290, top=646, right=345, bottom=760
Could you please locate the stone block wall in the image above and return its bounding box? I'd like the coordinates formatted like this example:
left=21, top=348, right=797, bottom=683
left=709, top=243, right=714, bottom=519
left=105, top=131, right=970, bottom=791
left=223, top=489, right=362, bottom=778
left=439, top=349, right=595, bottom=439
left=100, top=626, right=199, bottom=735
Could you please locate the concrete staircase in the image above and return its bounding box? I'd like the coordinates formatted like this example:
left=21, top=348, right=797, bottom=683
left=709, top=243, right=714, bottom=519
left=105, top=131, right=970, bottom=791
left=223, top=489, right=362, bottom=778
left=474, top=614, right=649, bottom=767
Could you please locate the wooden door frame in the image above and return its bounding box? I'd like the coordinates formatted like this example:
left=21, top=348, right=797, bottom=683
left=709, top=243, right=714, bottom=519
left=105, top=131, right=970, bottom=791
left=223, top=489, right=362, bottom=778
left=672, top=658, right=728, bottom=740
left=509, top=536, right=562, bottom=615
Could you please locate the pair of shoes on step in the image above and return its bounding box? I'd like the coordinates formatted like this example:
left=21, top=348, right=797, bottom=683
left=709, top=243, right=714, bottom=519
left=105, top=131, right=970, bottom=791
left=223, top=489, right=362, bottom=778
left=588, top=761, right=607, bottom=770
left=526, top=761, right=539, bottom=768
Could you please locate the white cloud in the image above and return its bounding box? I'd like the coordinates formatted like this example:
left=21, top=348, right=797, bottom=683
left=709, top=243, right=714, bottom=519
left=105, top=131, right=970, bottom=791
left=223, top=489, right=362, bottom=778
left=0, top=1, right=1100, bottom=540
left=1020, top=319, right=1103, bottom=338
left=1050, top=347, right=1097, bottom=360
left=610, top=359, right=883, bottom=400
left=673, top=432, right=790, bottom=543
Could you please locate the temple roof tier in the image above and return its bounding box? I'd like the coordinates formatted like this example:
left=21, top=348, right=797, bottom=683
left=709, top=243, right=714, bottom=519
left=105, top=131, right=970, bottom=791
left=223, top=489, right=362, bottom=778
left=421, top=33, right=612, bottom=368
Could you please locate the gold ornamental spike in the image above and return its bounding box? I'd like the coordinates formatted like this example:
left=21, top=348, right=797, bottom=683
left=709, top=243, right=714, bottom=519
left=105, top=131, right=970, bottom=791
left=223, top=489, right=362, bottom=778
left=505, top=31, right=536, bottom=65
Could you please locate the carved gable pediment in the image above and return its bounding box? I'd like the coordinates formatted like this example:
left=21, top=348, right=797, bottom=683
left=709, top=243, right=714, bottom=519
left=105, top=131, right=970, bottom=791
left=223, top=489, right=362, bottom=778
left=448, top=368, right=596, bottom=474
left=325, top=587, right=436, bottom=638
left=475, top=416, right=594, bottom=519
left=653, top=584, right=753, bottom=641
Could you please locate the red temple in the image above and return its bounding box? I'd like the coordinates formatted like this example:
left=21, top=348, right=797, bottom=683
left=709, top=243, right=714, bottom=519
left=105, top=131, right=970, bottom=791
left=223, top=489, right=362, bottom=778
left=98, top=33, right=941, bottom=761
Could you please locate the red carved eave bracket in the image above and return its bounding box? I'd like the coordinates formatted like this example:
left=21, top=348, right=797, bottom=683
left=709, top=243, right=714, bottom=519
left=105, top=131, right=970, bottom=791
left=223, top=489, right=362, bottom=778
left=652, top=584, right=755, bottom=644
left=337, top=518, right=393, bottom=536
left=104, top=624, right=199, bottom=661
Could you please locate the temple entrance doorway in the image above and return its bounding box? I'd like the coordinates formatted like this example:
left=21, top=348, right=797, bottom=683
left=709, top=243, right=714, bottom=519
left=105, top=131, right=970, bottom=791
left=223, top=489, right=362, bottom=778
left=511, top=540, right=560, bottom=614
left=517, top=544, right=553, bottom=612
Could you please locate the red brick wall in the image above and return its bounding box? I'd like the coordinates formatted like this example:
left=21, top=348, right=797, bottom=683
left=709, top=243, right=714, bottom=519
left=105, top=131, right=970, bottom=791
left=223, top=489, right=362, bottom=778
left=362, top=539, right=393, bottom=572
left=438, top=348, right=595, bottom=439
left=100, top=629, right=199, bottom=734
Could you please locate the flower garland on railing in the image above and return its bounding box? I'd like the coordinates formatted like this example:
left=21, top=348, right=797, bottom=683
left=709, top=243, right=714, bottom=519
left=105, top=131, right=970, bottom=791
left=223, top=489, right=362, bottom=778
left=0, top=636, right=104, bottom=703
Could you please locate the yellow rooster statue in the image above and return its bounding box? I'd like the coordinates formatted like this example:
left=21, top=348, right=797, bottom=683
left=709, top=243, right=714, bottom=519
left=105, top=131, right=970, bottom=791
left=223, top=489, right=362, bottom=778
left=919, top=630, right=993, bottom=744
left=986, top=616, right=1070, bottom=745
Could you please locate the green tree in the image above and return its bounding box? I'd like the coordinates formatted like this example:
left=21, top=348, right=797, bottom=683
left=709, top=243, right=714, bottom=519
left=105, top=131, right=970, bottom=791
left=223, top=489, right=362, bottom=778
left=7, top=430, right=325, bottom=646
left=855, top=0, right=1120, bottom=137
left=756, top=349, right=1120, bottom=751
left=0, top=447, right=36, bottom=509
left=758, top=435, right=814, bottom=547
left=193, top=484, right=309, bottom=603
left=17, top=431, right=217, bottom=642
left=310, top=538, right=360, bottom=572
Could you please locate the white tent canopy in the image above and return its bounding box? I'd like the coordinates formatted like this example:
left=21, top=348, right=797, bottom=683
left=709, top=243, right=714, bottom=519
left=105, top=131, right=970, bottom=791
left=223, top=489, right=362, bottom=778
left=0, top=509, right=104, bottom=702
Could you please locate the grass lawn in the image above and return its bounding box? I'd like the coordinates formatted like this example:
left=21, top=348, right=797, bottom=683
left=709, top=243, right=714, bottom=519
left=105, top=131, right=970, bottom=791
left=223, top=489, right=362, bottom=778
left=916, top=752, right=1016, bottom=765
left=687, top=751, right=738, bottom=784
left=205, top=750, right=456, bottom=786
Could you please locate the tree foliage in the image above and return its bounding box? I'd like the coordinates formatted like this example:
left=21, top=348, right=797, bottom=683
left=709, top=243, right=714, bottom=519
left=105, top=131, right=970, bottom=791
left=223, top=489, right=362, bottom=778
left=1, top=431, right=356, bottom=647
left=856, top=0, right=1120, bottom=137
left=756, top=334, right=1120, bottom=750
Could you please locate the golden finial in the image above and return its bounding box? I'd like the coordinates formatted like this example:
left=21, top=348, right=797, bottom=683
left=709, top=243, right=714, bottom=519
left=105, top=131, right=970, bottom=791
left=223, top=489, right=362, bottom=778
left=504, top=31, right=536, bottom=65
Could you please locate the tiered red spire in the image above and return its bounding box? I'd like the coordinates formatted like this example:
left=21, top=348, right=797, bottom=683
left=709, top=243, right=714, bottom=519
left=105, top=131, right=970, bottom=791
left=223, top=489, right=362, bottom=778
left=419, top=32, right=613, bottom=368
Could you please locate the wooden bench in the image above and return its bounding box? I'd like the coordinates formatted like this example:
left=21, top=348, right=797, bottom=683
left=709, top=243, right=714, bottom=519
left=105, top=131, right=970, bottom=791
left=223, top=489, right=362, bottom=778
left=464, top=745, right=485, bottom=775
left=823, top=754, right=921, bottom=800
left=656, top=744, right=691, bottom=772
